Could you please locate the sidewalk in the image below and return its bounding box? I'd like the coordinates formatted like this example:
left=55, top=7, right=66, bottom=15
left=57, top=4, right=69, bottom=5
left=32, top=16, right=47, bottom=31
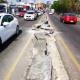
left=25, top=14, right=69, bottom=80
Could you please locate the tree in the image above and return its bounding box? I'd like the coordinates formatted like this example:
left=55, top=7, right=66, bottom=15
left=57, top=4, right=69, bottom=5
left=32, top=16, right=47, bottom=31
left=51, top=1, right=68, bottom=13
left=51, top=0, right=80, bottom=13
left=0, top=0, right=7, bottom=3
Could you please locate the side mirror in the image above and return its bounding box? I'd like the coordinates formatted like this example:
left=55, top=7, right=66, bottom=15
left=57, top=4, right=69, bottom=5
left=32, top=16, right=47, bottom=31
left=3, top=22, right=9, bottom=27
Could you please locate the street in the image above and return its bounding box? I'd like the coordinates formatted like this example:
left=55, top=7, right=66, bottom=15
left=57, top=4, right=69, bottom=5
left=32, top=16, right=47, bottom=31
left=0, top=16, right=40, bottom=80
left=0, top=13, right=80, bottom=80
left=48, top=13, right=80, bottom=80
left=0, top=0, right=80, bottom=80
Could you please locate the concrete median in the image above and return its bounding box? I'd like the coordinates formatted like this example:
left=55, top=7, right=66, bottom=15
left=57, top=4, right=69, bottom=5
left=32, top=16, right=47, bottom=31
left=25, top=13, right=69, bottom=80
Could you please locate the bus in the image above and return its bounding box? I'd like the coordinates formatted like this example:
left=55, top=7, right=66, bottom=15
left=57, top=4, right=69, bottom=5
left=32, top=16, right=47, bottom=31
left=0, top=3, right=8, bottom=13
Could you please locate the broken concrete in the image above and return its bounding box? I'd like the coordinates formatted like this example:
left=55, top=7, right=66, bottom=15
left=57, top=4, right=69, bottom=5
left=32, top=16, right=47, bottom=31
left=25, top=14, right=69, bottom=80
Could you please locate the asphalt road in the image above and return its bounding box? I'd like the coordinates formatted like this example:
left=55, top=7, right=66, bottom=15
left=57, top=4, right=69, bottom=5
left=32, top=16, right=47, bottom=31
left=0, top=16, right=40, bottom=80
left=48, top=13, right=80, bottom=80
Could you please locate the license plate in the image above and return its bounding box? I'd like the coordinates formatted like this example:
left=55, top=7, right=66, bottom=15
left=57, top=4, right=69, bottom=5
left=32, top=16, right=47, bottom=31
left=70, top=20, right=74, bottom=22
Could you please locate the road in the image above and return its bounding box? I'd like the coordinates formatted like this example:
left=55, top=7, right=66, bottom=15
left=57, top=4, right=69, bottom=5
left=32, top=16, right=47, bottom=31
left=0, top=13, right=80, bottom=80
left=0, top=16, right=40, bottom=80
left=48, top=13, right=80, bottom=80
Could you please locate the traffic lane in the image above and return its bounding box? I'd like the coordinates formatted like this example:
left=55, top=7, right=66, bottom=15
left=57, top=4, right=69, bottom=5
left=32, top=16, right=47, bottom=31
left=0, top=16, right=37, bottom=52
left=17, top=16, right=36, bottom=28
left=55, top=35, right=80, bottom=80
left=0, top=17, right=39, bottom=80
left=48, top=14, right=80, bottom=79
left=49, top=14, right=80, bottom=62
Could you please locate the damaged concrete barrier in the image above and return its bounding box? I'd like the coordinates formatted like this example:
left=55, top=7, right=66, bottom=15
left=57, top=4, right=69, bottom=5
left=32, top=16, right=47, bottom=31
left=25, top=14, right=54, bottom=80
left=25, top=33, right=52, bottom=80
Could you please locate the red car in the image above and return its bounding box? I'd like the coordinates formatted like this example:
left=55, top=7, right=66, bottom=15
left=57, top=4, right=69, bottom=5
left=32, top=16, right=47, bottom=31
left=60, top=13, right=77, bottom=24
left=19, top=11, right=26, bottom=17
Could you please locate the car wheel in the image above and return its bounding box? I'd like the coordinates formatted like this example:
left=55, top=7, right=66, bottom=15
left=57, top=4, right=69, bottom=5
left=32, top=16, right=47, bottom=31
left=63, top=20, right=65, bottom=23
left=73, top=22, right=77, bottom=24
left=16, top=25, right=19, bottom=35
left=0, top=38, right=2, bottom=50
left=24, top=19, right=26, bottom=21
left=60, top=19, right=63, bottom=22
left=35, top=17, right=37, bottom=20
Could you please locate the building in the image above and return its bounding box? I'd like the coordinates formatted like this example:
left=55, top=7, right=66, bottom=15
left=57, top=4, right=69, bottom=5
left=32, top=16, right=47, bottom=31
left=36, top=3, right=46, bottom=10
left=35, top=0, right=46, bottom=10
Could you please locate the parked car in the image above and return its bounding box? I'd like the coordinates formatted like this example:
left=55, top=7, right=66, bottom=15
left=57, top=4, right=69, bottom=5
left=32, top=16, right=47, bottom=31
left=60, top=13, right=77, bottom=24
left=24, top=10, right=37, bottom=20
left=0, top=13, right=19, bottom=46
left=19, top=11, right=26, bottom=17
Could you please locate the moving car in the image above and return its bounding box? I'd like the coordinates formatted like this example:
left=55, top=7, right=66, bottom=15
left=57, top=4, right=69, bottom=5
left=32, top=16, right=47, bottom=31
left=49, top=12, right=53, bottom=15
left=0, top=13, right=19, bottom=46
left=19, top=11, right=26, bottom=17
left=49, top=9, right=55, bottom=15
left=37, top=10, right=43, bottom=16
left=60, top=13, right=77, bottom=24
left=24, top=10, right=37, bottom=20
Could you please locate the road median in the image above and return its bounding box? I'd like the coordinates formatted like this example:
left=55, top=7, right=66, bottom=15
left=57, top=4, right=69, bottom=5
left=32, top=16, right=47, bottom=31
left=25, top=13, right=69, bottom=80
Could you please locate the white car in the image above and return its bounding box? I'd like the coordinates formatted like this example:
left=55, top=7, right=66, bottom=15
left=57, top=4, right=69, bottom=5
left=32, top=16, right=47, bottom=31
left=37, top=10, right=43, bottom=16
left=0, top=13, right=19, bottom=46
left=49, top=12, right=53, bottom=15
left=24, top=10, right=37, bottom=20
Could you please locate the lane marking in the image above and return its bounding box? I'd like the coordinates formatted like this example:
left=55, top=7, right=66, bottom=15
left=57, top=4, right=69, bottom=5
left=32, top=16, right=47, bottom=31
left=4, top=34, right=33, bottom=80
left=59, top=37, right=80, bottom=71
left=46, top=13, right=80, bottom=71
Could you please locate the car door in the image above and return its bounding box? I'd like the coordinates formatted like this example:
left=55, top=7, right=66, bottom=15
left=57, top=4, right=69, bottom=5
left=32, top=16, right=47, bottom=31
left=0, top=15, right=9, bottom=43
left=1, top=15, right=14, bottom=41
left=7, top=15, right=16, bottom=36
left=0, top=25, right=7, bottom=43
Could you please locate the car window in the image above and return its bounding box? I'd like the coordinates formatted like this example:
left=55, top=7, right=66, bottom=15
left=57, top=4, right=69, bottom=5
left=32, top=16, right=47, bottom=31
left=27, top=12, right=34, bottom=14
left=0, top=16, right=1, bottom=21
left=7, top=15, right=14, bottom=22
left=1, top=15, right=14, bottom=26
left=64, top=13, right=75, bottom=16
left=1, top=15, right=8, bottom=26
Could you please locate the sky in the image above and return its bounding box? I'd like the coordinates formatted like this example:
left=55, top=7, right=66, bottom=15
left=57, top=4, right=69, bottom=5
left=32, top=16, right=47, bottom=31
left=7, top=0, right=54, bottom=4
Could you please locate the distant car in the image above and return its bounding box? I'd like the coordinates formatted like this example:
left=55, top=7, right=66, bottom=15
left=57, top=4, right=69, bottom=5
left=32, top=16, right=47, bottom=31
left=19, top=11, right=26, bottom=17
left=49, top=9, right=55, bottom=15
left=37, top=10, right=43, bottom=16
left=24, top=10, right=37, bottom=20
left=34, top=10, right=39, bottom=17
left=49, top=12, right=53, bottom=15
left=60, top=13, right=77, bottom=24
left=0, top=13, right=19, bottom=46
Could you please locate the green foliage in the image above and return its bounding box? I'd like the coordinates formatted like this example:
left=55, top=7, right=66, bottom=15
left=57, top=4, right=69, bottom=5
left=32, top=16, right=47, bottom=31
left=0, top=0, right=5, bottom=3
left=51, top=0, right=79, bottom=13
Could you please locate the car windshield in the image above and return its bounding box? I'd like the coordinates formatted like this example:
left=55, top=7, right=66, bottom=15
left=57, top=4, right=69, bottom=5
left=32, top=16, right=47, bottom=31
left=21, top=11, right=26, bottom=12
left=27, top=12, right=34, bottom=14
left=64, top=13, right=76, bottom=16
